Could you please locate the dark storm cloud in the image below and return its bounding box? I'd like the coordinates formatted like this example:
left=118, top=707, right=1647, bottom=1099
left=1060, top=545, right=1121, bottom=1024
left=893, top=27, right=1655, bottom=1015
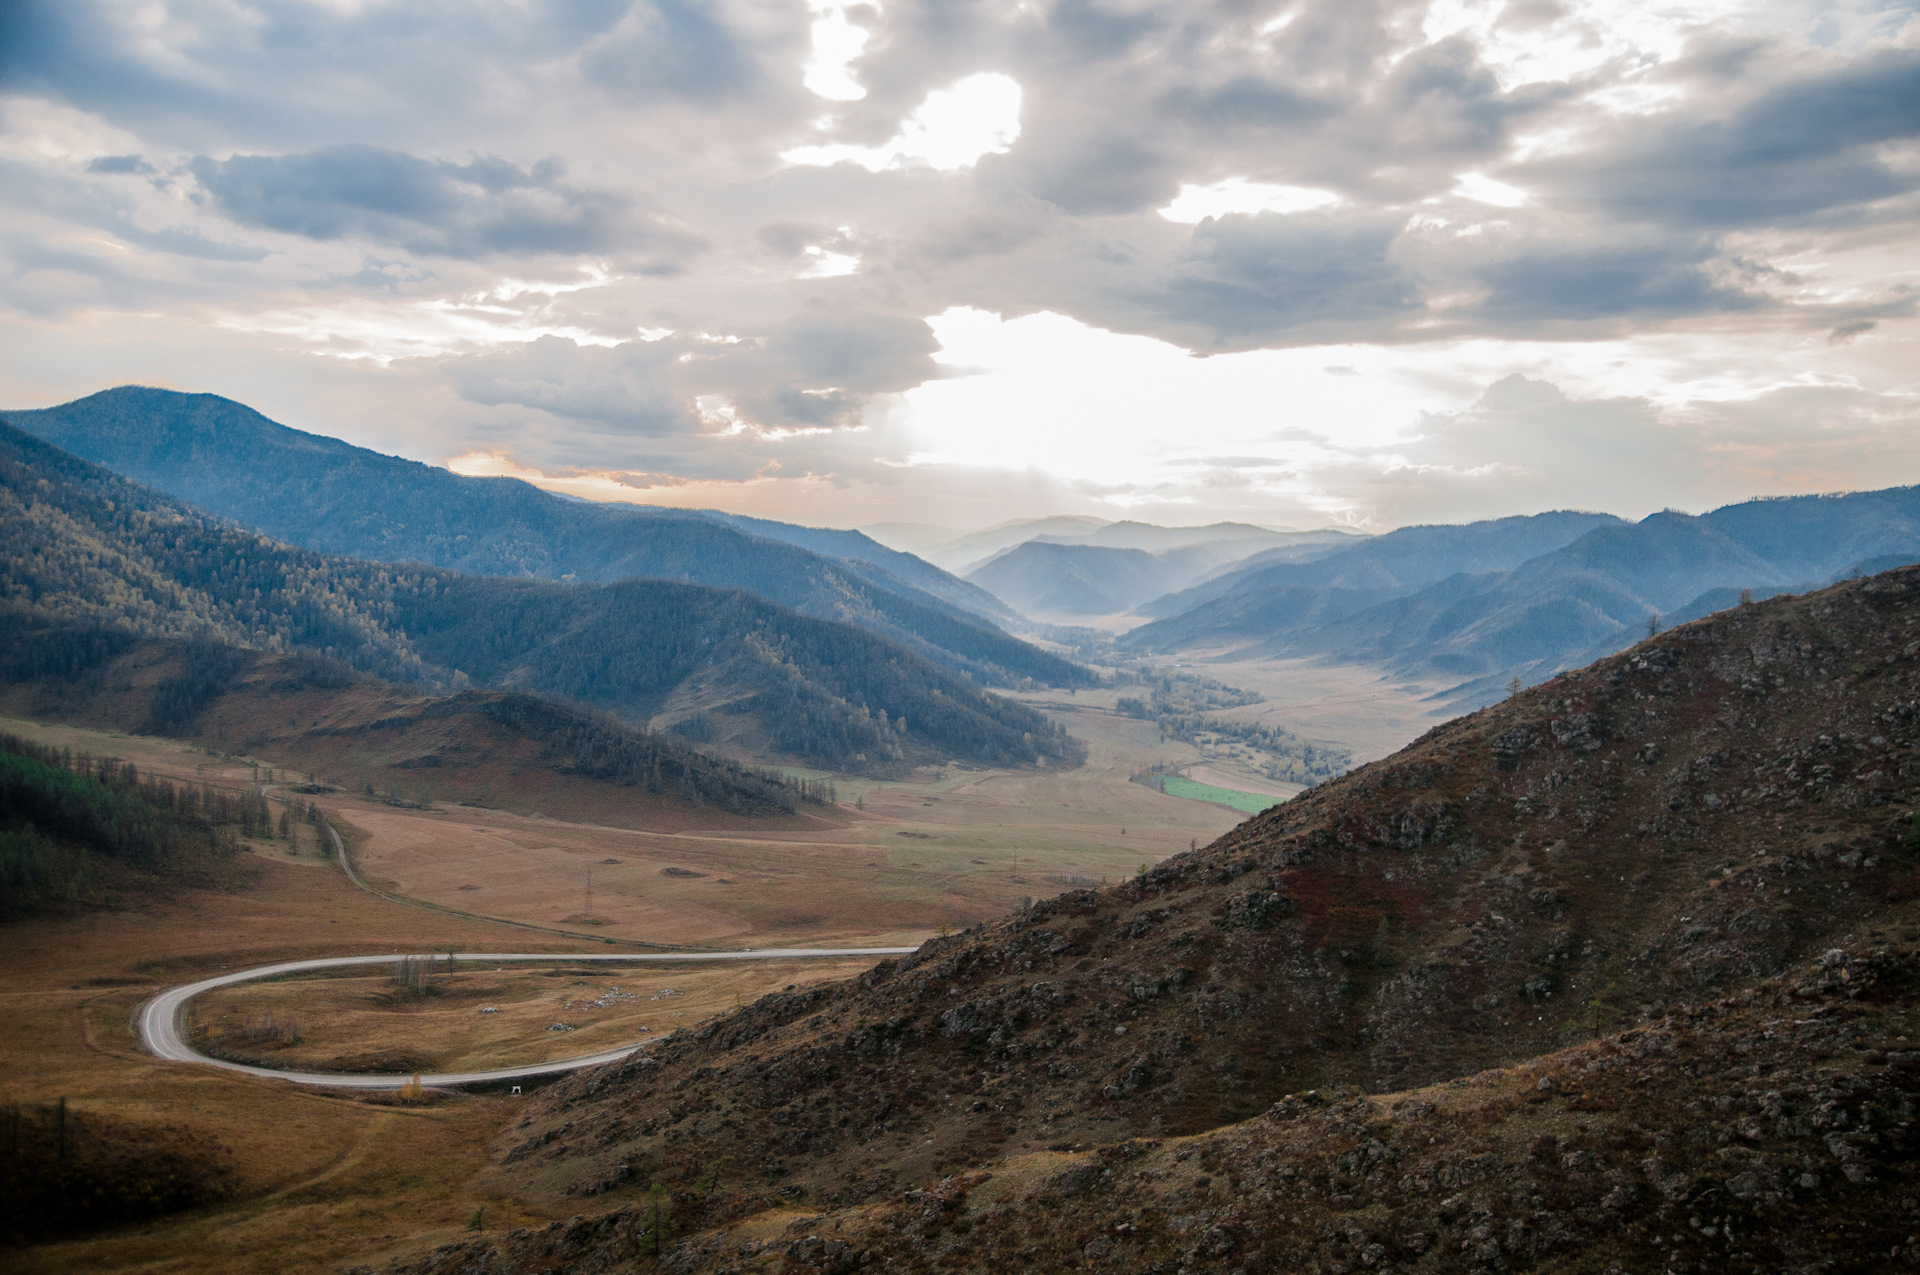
left=190, top=146, right=700, bottom=260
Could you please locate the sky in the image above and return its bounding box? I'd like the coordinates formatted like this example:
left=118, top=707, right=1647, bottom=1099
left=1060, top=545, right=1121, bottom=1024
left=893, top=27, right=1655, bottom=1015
left=1, top=0, right=1917, bottom=534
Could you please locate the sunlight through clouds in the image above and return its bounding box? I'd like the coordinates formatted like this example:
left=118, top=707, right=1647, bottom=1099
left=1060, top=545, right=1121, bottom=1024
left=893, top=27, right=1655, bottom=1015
left=802, top=1, right=875, bottom=102
left=1452, top=173, right=1529, bottom=207
left=1, top=0, right=1916, bottom=530
left=782, top=73, right=1023, bottom=172
left=1158, top=179, right=1344, bottom=223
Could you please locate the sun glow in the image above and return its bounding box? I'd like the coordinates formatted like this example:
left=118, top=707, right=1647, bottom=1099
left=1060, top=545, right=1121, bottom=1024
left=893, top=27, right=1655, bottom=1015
left=782, top=73, right=1023, bottom=172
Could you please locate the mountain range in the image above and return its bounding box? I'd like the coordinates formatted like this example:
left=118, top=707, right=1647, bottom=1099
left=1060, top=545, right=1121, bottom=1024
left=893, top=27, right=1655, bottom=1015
left=1124, top=493, right=1920, bottom=706
left=5, top=387, right=1073, bottom=690
left=406, top=560, right=1920, bottom=1274
left=964, top=527, right=1360, bottom=620
left=0, top=419, right=1080, bottom=775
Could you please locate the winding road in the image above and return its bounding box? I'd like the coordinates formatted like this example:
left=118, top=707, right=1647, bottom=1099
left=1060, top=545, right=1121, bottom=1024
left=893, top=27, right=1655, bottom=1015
left=137, top=821, right=915, bottom=1089
left=138, top=948, right=916, bottom=1090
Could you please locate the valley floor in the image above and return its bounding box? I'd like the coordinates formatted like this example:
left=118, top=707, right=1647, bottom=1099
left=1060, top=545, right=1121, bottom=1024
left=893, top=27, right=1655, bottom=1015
left=0, top=695, right=1289, bottom=1270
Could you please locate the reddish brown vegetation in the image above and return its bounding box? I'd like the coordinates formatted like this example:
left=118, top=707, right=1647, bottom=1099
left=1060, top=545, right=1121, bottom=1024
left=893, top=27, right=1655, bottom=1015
left=402, top=565, right=1920, bottom=1272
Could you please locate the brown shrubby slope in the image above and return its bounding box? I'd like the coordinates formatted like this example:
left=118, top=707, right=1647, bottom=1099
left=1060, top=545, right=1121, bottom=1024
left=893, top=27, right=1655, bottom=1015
left=398, top=949, right=1920, bottom=1273
left=403, top=566, right=1920, bottom=1270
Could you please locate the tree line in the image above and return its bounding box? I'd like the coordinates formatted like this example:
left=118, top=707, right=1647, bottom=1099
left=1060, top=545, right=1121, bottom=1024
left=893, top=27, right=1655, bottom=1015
left=0, top=731, right=268, bottom=916
left=1116, top=670, right=1351, bottom=786
left=475, top=694, right=831, bottom=816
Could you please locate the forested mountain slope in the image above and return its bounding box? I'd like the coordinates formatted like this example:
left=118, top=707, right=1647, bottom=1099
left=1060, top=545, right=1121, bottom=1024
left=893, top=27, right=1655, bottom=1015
left=467, top=565, right=1920, bottom=1262
left=0, top=421, right=1079, bottom=775
left=0, top=625, right=824, bottom=828
left=688, top=508, right=1018, bottom=625
left=6, top=387, right=1071, bottom=687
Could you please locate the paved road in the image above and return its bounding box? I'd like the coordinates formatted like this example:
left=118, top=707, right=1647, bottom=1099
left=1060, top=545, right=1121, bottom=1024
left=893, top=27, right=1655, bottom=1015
left=138, top=948, right=917, bottom=1090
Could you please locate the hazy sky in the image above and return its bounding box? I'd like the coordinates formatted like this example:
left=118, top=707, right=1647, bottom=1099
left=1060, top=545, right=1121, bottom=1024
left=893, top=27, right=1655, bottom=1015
left=2, top=0, right=1916, bottom=531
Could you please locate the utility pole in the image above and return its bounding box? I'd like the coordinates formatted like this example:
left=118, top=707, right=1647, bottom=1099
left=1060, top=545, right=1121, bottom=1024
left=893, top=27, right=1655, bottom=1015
left=586, top=867, right=593, bottom=920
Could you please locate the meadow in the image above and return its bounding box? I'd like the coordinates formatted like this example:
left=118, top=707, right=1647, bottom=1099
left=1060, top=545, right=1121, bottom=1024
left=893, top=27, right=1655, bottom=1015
left=1153, top=773, right=1284, bottom=815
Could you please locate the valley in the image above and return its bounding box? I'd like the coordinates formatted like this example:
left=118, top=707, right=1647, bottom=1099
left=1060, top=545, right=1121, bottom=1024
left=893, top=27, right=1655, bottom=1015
left=0, top=686, right=1266, bottom=1268
left=8, top=390, right=1918, bottom=1273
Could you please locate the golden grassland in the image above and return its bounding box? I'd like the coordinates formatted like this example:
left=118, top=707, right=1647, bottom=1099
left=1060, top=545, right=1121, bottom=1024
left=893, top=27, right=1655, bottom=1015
left=337, top=701, right=1248, bottom=947
left=2, top=685, right=1420, bottom=1271
left=189, top=958, right=881, bottom=1076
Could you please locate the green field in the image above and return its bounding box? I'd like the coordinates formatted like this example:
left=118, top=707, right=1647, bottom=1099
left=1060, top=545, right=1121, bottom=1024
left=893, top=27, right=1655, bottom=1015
left=1157, top=775, right=1286, bottom=815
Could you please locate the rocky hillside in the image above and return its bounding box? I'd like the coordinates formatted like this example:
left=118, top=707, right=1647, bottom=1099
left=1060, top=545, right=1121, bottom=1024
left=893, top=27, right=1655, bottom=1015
left=397, top=565, right=1920, bottom=1269
left=401, top=947, right=1920, bottom=1273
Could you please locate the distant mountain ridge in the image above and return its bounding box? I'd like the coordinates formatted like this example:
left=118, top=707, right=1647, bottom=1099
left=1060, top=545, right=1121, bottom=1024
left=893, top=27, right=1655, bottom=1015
left=0, top=419, right=1081, bottom=775
left=964, top=538, right=1328, bottom=619
left=870, top=515, right=1114, bottom=573
left=1126, top=493, right=1920, bottom=707
left=1129, top=510, right=1623, bottom=625
left=4, top=387, right=1061, bottom=688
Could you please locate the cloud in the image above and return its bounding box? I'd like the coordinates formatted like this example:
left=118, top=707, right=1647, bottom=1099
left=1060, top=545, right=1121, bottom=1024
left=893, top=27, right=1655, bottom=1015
left=84, top=154, right=152, bottom=175
left=1159, top=180, right=1342, bottom=223
left=783, top=73, right=1023, bottom=172
left=580, top=0, right=771, bottom=105
left=441, top=310, right=938, bottom=443
left=0, top=156, right=268, bottom=289
left=189, top=145, right=697, bottom=260
left=1474, top=239, right=1760, bottom=324
left=1543, top=48, right=1920, bottom=230
left=1129, top=211, right=1422, bottom=349
left=443, top=333, right=696, bottom=434
left=1336, top=373, right=1920, bottom=528
left=4, top=0, right=1920, bottom=527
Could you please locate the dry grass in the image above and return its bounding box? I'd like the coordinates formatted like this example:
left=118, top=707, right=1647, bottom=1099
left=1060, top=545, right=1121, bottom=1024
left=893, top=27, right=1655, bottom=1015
left=0, top=703, right=1259, bottom=1270
left=189, top=958, right=881, bottom=1075
left=0, top=852, right=558, bottom=1272
left=332, top=701, right=1246, bottom=948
